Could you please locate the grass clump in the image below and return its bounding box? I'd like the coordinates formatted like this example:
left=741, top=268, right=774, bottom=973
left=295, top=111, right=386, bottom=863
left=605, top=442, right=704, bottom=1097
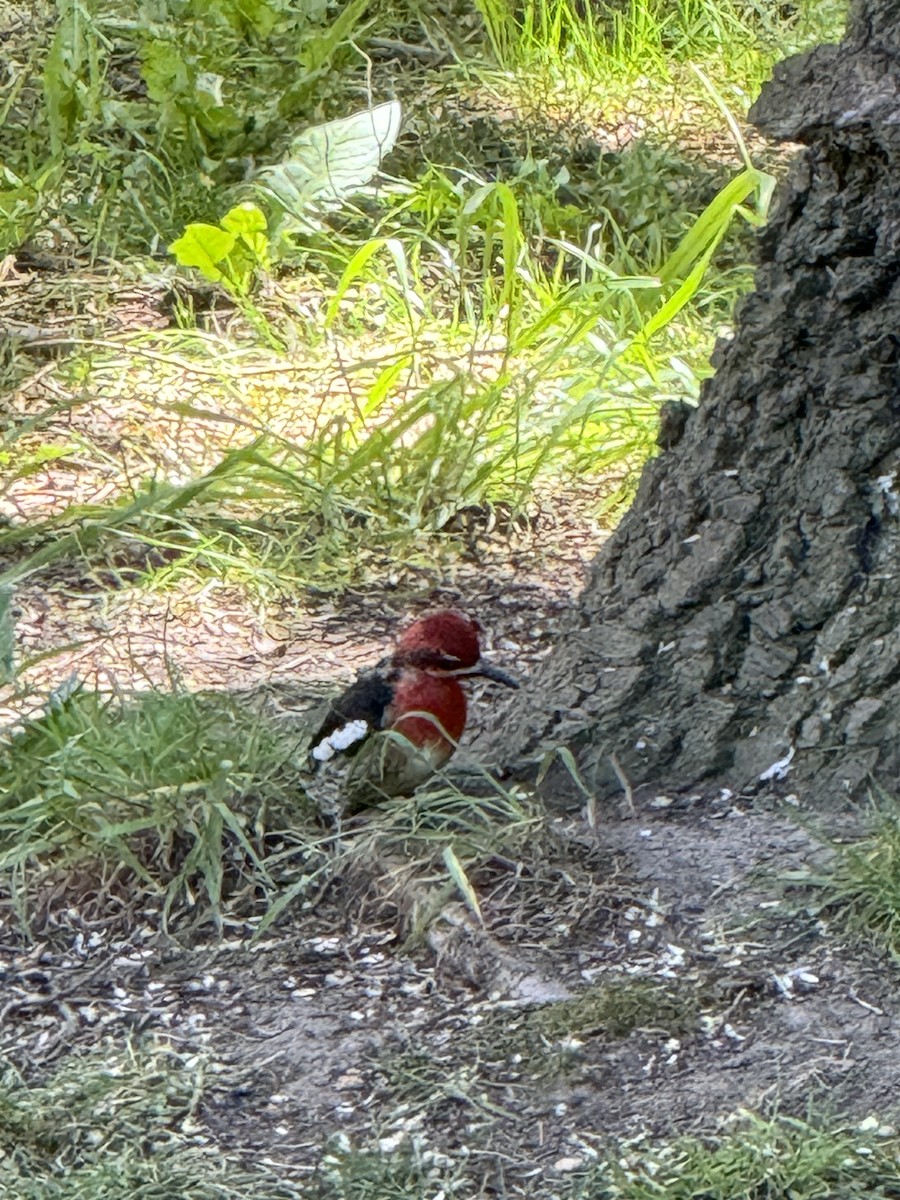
left=0, top=1041, right=302, bottom=1198
left=813, top=793, right=900, bottom=958
left=2, top=123, right=769, bottom=595
left=258, top=773, right=543, bottom=936
left=0, top=685, right=319, bottom=930
left=471, top=0, right=847, bottom=100
left=308, top=1138, right=469, bottom=1200
left=0, top=679, right=546, bottom=938
left=525, top=975, right=703, bottom=1043
left=582, top=1111, right=900, bottom=1200
left=377, top=976, right=706, bottom=1117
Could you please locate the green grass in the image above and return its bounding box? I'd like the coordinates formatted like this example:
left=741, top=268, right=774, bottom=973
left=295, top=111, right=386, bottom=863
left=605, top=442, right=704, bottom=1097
left=0, top=679, right=542, bottom=936
left=289, top=1111, right=900, bottom=1200
left=309, top=1139, right=471, bottom=1200
left=0, top=685, right=321, bottom=931
left=469, top=0, right=848, bottom=109
left=0, top=0, right=847, bottom=924
left=0, top=1042, right=303, bottom=1198
left=811, top=792, right=900, bottom=958
left=582, top=1111, right=900, bottom=1199
left=1, top=131, right=767, bottom=595
left=1, top=0, right=845, bottom=597
left=375, top=976, right=708, bottom=1119
left=4, top=0, right=370, bottom=257
left=10, top=1044, right=895, bottom=1200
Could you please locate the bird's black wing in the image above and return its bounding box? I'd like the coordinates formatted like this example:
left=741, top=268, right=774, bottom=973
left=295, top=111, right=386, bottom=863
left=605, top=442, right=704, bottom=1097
left=308, top=672, right=394, bottom=765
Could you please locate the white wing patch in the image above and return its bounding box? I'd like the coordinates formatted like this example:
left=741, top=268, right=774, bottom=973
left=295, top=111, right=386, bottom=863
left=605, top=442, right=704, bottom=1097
left=312, top=719, right=370, bottom=762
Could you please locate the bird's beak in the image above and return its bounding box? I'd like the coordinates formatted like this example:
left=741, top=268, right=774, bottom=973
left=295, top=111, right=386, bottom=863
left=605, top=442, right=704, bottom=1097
left=464, top=660, right=520, bottom=689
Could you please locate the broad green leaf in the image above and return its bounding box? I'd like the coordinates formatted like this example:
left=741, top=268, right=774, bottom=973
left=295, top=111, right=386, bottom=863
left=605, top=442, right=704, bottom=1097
left=220, top=202, right=267, bottom=237
left=221, top=202, right=270, bottom=270
left=141, top=38, right=193, bottom=105
left=169, top=223, right=236, bottom=282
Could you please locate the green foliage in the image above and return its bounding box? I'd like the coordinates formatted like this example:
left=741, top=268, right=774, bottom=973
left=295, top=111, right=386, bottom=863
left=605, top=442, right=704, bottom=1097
left=1, top=132, right=763, bottom=595
left=812, top=790, right=900, bottom=958
left=471, top=0, right=836, bottom=80
left=259, top=100, right=402, bottom=242
left=0, top=686, right=313, bottom=928
left=18, top=0, right=368, bottom=253
left=167, top=101, right=402, bottom=305
left=0, top=442, right=79, bottom=501
left=0, top=1043, right=302, bottom=1198
left=644, top=161, right=771, bottom=338
left=311, top=1141, right=467, bottom=1200
left=43, top=0, right=105, bottom=156
left=1, top=0, right=845, bottom=641
left=0, top=586, right=14, bottom=686
left=291, top=1111, right=900, bottom=1200
left=0, top=675, right=545, bottom=938
left=170, top=201, right=270, bottom=292
left=0, top=164, right=57, bottom=254
left=585, top=1112, right=900, bottom=1200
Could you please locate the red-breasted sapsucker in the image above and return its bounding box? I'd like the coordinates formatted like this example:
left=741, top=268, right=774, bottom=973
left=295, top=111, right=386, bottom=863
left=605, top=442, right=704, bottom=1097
left=307, top=609, right=518, bottom=817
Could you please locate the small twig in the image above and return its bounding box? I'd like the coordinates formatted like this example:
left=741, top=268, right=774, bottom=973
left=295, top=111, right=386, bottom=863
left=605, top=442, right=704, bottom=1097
left=367, top=38, right=447, bottom=64
left=847, top=988, right=885, bottom=1017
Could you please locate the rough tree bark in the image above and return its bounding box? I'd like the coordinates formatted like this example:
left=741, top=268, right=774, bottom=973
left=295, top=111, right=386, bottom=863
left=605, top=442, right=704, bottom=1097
left=489, top=0, right=900, bottom=804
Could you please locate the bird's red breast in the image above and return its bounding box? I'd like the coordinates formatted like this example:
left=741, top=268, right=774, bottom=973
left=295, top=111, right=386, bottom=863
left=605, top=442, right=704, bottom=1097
left=386, top=669, right=468, bottom=763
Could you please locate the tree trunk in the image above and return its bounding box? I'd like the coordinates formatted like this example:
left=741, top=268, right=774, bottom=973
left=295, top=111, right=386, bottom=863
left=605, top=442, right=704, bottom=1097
left=491, top=0, right=900, bottom=805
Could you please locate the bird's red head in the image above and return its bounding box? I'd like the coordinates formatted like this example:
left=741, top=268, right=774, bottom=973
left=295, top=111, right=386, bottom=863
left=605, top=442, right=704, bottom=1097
left=393, top=609, right=482, bottom=672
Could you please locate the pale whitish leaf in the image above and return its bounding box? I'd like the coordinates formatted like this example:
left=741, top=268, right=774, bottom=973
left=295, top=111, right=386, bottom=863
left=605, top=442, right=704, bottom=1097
left=257, top=101, right=401, bottom=221
left=195, top=72, right=225, bottom=107
left=442, top=846, right=483, bottom=926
